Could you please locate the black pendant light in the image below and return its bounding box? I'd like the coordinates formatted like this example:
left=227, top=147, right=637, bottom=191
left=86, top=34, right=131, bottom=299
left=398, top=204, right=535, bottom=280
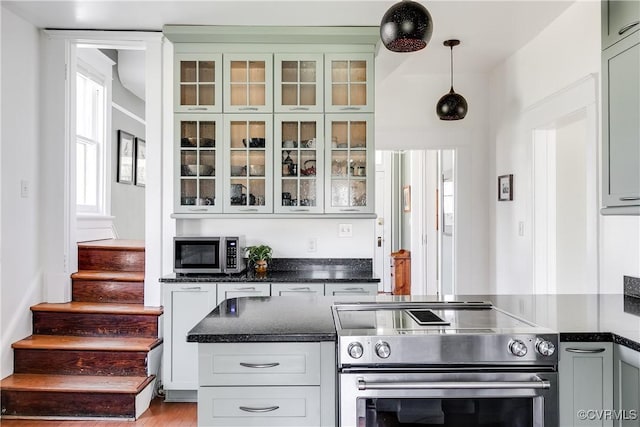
left=380, top=0, right=433, bottom=53
left=436, top=39, right=468, bottom=120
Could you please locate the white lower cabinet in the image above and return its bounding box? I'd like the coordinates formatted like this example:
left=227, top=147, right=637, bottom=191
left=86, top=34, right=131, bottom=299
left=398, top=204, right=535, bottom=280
left=559, top=342, right=614, bottom=426
left=217, top=282, right=270, bottom=302
left=271, top=282, right=324, bottom=296
left=198, top=342, right=335, bottom=427
left=162, top=283, right=218, bottom=401
left=614, top=344, right=640, bottom=426
left=324, top=282, right=377, bottom=296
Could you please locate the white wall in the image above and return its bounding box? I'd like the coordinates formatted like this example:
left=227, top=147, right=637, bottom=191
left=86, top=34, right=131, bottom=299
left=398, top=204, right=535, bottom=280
left=489, top=1, right=638, bottom=294
left=0, top=7, right=43, bottom=377
left=375, top=70, right=491, bottom=294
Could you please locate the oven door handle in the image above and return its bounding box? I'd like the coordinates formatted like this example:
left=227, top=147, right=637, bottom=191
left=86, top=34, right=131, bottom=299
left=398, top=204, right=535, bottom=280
left=357, top=377, right=551, bottom=391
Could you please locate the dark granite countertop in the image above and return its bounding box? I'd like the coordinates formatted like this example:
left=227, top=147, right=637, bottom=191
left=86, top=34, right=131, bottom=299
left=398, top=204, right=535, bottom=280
left=187, top=293, right=640, bottom=352
left=160, top=258, right=380, bottom=283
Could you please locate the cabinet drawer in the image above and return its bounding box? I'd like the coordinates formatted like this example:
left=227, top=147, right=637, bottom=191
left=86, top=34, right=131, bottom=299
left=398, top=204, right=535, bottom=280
left=199, top=342, right=321, bottom=385
left=216, top=283, right=270, bottom=303
left=198, top=386, right=320, bottom=426
left=271, top=283, right=324, bottom=296
left=324, top=282, right=377, bottom=296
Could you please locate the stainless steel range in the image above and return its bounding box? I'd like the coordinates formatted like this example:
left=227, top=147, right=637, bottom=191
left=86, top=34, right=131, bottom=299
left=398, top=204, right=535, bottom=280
left=332, top=301, right=559, bottom=427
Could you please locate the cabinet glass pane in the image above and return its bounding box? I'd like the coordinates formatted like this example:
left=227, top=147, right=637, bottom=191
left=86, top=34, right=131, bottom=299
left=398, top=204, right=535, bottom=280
left=281, top=121, right=299, bottom=146
left=230, top=61, right=247, bottom=83
left=181, top=121, right=197, bottom=146
left=181, top=179, right=197, bottom=205
left=331, top=180, right=349, bottom=207
left=249, top=84, right=266, bottom=106
left=351, top=121, right=367, bottom=148
left=350, top=60, right=367, bottom=82
left=181, top=61, right=197, bottom=82
left=332, top=84, right=348, bottom=106
left=281, top=179, right=298, bottom=206
left=300, top=84, right=316, bottom=106
left=282, top=61, right=298, bottom=82
left=199, top=179, right=215, bottom=205
left=180, top=85, right=197, bottom=106
left=350, top=83, right=367, bottom=106
left=199, top=122, right=216, bottom=147
left=200, top=151, right=216, bottom=176
left=300, top=180, right=317, bottom=206
left=199, top=85, right=215, bottom=106
left=332, top=61, right=348, bottom=82
left=331, top=151, right=348, bottom=177
left=282, top=84, right=298, bottom=105
left=301, top=121, right=317, bottom=143
left=300, top=61, right=316, bottom=82
left=230, top=121, right=247, bottom=149
left=249, top=61, right=266, bottom=83
left=300, top=151, right=317, bottom=177
left=350, top=151, right=366, bottom=178
left=229, top=178, right=246, bottom=206
left=230, top=151, right=247, bottom=177
left=181, top=150, right=197, bottom=176
left=332, top=122, right=348, bottom=147
left=248, top=151, right=265, bottom=177
left=248, top=121, right=266, bottom=140
left=248, top=179, right=266, bottom=206
left=230, top=84, right=247, bottom=106
left=199, top=61, right=215, bottom=83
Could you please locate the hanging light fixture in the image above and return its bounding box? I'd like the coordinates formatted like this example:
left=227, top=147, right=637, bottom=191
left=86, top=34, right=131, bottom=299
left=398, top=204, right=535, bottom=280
left=380, top=0, right=433, bottom=53
left=436, top=39, right=468, bottom=120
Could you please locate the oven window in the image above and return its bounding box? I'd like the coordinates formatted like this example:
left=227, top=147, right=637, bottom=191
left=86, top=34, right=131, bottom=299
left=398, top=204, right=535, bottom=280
left=178, top=242, right=219, bottom=268
left=358, top=398, right=533, bottom=426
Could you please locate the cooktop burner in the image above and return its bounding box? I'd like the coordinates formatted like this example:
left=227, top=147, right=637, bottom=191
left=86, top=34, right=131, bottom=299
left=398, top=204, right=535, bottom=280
left=406, top=309, right=450, bottom=326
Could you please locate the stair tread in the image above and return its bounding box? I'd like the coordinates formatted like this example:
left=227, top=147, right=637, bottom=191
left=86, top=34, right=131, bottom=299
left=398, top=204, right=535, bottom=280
left=31, top=302, right=163, bottom=316
left=71, top=270, right=145, bottom=282
left=78, top=239, right=145, bottom=251
left=0, top=374, right=154, bottom=393
left=12, top=335, right=162, bottom=352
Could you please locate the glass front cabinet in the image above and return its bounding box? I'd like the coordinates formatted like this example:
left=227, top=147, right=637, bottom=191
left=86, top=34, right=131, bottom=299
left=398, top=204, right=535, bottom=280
left=175, top=114, right=223, bottom=213
left=325, top=114, right=374, bottom=213
left=174, top=54, right=222, bottom=113
left=324, top=53, right=374, bottom=113
left=274, top=114, right=324, bottom=213
left=223, top=54, right=273, bottom=113
left=274, top=54, right=324, bottom=113
left=223, top=115, right=273, bottom=213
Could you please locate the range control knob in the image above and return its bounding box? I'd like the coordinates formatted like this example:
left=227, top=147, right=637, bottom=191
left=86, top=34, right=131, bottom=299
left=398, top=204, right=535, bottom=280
left=375, top=341, right=391, bottom=359
left=536, top=338, right=556, bottom=357
left=508, top=339, right=528, bottom=357
left=347, top=342, right=364, bottom=359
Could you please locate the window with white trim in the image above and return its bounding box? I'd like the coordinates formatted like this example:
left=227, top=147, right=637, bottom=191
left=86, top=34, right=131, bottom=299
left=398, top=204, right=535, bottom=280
left=76, top=62, right=106, bottom=213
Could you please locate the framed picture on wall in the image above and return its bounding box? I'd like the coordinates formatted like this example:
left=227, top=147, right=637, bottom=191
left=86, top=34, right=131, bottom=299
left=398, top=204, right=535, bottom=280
left=117, top=130, right=134, bottom=184
left=498, top=174, right=513, bottom=201
left=135, top=137, right=146, bottom=187
left=403, top=185, right=411, bottom=212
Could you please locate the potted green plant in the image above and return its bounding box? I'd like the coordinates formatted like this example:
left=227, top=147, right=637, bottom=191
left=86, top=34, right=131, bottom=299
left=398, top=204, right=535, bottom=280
left=245, top=244, right=273, bottom=273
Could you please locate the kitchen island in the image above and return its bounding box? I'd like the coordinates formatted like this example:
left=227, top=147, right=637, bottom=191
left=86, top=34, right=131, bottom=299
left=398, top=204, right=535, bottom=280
left=188, top=293, right=640, bottom=427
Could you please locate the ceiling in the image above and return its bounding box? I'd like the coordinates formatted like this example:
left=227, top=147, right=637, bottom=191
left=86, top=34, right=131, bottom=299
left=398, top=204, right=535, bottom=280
left=3, top=0, right=574, bottom=76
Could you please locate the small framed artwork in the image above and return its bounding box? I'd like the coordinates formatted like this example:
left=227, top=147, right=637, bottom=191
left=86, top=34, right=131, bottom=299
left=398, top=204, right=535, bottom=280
left=498, top=174, right=513, bottom=201
left=117, top=130, right=134, bottom=184
left=135, top=137, right=146, bottom=187
left=403, top=185, right=411, bottom=212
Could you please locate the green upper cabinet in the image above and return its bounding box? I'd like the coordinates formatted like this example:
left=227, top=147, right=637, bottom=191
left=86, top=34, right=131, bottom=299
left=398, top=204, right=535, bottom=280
left=274, top=54, right=324, bottom=113
left=602, top=24, right=640, bottom=212
left=602, top=0, right=639, bottom=50
left=223, top=54, right=273, bottom=113
left=324, top=53, right=374, bottom=113
left=174, top=54, right=223, bottom=113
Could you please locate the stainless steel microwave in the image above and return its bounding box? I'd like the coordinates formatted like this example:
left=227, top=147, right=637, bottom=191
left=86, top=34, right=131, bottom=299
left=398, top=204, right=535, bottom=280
left=174, top=236, right=246, bottom=274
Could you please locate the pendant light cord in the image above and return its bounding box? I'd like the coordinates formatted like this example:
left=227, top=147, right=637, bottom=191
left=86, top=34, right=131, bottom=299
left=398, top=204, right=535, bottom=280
left=450, top=45, right=454, bottom=90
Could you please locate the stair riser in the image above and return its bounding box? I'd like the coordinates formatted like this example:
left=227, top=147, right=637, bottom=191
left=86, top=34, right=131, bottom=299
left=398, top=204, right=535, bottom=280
left=1, top=390, right=135, bottom=418
left=78, top=248, right=144, bottom=272
left=14, top=349, right=149, bottom=376
left=33, top=312, right=159, bottom=338
left=72, top=280, right=144, bottom=304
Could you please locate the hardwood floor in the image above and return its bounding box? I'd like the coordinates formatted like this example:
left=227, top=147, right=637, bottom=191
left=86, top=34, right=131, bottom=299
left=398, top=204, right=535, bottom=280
left=0, top=398, right=196, bottom=426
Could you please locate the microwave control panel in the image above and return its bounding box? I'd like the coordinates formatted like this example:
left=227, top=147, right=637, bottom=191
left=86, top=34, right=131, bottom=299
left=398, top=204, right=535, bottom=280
left=226, top=239, right=238, bottom=269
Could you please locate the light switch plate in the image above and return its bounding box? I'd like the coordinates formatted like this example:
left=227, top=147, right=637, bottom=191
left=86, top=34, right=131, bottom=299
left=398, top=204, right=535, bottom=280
left=338, top=223, right=353, bottom=237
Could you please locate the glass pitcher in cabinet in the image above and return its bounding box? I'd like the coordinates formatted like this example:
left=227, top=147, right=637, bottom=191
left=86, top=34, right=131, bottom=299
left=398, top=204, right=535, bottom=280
left=274, top=114, right=324, bottom=213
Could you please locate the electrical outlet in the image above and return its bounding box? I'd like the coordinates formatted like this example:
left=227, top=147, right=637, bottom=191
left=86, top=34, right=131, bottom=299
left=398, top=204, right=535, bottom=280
left=307, top=238, right=317, bottom=252
left=338, top=223, right=353, bottom=237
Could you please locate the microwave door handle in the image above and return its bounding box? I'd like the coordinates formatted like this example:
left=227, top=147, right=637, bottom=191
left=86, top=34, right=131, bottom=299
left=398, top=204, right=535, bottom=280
left=357, top=377, right=551, bottom=391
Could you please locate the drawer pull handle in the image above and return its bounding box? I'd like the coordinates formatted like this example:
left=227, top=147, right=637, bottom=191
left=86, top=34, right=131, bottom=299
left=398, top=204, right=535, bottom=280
left=619, top=196, right=640, bottom=201
left=239, top=107, right=259, bottom=111
left=566, top=348, right=606, bottom=354
left=291, top=287, right=312, bottom=291
left=181, top=287, right=202, bottom=291
left=339, top=107, right=361, bottom=111
left=619, top=21, right=640, bottom=35
left=290, top=107, right=310, bottom=111
left=237, top=287, right=256, bottom=291
left=187, top=208, right=208, bottom=212
left=239, top=405, right=280, bottom=413
left=187, top=107, right=208, bottom=111
left=239, top=362, right=280, bottom=368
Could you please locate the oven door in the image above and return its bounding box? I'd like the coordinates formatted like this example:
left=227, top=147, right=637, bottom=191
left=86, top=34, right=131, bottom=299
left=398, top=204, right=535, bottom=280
left=339, top=370, right=558, bottom=427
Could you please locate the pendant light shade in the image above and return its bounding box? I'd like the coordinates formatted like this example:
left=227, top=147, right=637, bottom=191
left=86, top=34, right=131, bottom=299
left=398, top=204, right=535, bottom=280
left=436, top=39, right=468, bottom=120
left=380, top=0, right=433, bottom=53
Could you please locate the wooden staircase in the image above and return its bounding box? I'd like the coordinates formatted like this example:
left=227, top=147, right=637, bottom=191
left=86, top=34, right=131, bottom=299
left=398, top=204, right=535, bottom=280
left=0, top=239, right=163, bottom=421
